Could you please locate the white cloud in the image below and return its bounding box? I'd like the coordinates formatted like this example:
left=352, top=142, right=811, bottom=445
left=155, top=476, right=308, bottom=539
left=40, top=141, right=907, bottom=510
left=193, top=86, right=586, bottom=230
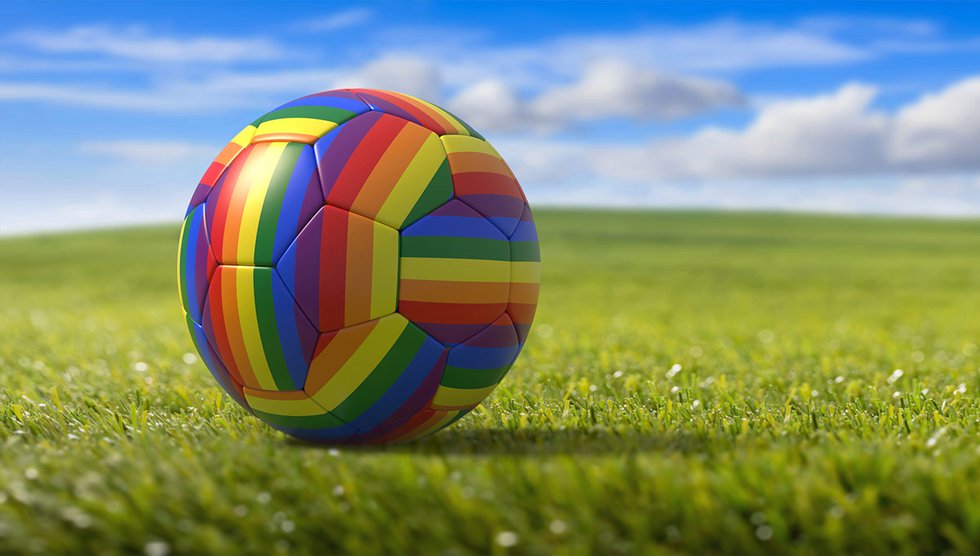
left=450, top=60, right=743, bottom=132
left=331, top=56, right=442, bottom=100
left=889, top=77, right=980, bottom=169
left=536, top=77, right=980, bottom=183
left=8, top=25, right=284, bottom=63
left=78, top=141, right=217, bottom=165
left=0, top=68, right=339, bottom=112
left=296, top=9, right=374, bottom=32
left=532, top=60, right=743, bottom=124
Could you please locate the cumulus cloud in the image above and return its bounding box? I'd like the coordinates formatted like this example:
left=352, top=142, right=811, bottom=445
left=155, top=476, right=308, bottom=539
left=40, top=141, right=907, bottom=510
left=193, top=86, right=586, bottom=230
left=496, top=76, right=980, bottom=189
left=331, top=56, right=442, bottom=101
left=889, top=77, right=980, bottom=169
left=597, top=83, right=888, bottom=181
left=450, top=60, right=744, bottom=132
left=7, top=25, right=284, bottom=63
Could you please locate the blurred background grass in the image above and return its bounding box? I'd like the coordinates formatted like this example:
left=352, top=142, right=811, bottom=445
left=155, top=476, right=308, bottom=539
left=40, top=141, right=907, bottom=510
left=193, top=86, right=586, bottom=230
left=0, top=210, right=978, bottom=555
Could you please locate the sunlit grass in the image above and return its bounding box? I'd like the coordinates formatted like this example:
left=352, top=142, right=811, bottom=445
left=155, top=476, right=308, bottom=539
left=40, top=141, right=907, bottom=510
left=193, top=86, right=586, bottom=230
left=0, top=210, right=978, bottom=555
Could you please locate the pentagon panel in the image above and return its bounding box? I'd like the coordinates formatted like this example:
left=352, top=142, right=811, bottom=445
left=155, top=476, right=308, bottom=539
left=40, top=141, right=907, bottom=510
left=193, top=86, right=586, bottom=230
left=508, top=205, right=541, bottom=344
left=442, top=135, right=526, bottom=237
left=278, top=206, right=398, bottom=332
left=251, top=90, right=371, bottom=144
left=398, top=200, right=511, bottom=346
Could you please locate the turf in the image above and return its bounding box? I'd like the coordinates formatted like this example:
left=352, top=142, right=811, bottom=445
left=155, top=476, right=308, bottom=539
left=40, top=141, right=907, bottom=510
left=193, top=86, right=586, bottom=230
left=0, top=210, right=978, bottom=555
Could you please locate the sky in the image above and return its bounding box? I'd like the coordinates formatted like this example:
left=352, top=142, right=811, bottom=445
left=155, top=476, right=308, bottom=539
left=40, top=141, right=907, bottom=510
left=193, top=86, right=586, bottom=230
left=3, top=1, right=980, bottom=234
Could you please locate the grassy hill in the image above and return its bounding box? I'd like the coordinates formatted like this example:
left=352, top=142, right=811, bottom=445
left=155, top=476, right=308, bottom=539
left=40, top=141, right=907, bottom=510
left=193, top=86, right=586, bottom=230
left=1, top=210, right=978, bottom=555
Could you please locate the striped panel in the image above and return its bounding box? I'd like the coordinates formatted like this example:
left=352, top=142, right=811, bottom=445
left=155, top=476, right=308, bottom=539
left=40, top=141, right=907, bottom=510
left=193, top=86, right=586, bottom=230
left=202, top=266, right=318, bottom=392
left=251, top=90, right=370, bottom=144
left=430, top=314, right=519, bottom=411
left=439, top=313, right=520, bottom=391
left=348, top=88, right=482, bottom=139
left=399, top=200, right=511, bottom=345
left=187, top=125, right=256, bottom=214
left=314, top=112, right=453, bottom=230
left=442, top=135, right=527, bottom=237
left=508, top=205, right=540, bottom=344
left=205, top=141, right=323, bottom=266
left=243, top=387, right=349, bottom=432
left=185, top=315, right=249, bottom=410
left=304, top=313, right=438, bottom=412
left=278, top=206, right=398, bottom=332
left=370, top=408, right=470, bottom=444
left=177, top=204, right=216, bottom=324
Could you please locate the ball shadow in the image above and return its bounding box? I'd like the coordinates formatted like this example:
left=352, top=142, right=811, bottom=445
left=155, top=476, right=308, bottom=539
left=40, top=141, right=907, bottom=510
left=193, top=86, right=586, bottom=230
left=288, top=427, right=715, bottom=456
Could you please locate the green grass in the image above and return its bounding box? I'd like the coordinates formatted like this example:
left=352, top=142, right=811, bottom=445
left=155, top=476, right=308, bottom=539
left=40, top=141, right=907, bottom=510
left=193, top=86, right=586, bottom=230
left=1, top=210, right=978, bottom=555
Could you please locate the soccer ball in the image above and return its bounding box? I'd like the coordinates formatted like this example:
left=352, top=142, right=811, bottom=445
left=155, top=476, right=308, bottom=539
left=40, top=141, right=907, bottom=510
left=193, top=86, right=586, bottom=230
left=178, top=89, right=539, bottom=443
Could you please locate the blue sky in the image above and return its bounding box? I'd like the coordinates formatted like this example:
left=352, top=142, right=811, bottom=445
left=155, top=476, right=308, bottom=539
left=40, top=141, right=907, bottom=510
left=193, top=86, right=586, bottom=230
left=3, top=1, right=980, bottom=234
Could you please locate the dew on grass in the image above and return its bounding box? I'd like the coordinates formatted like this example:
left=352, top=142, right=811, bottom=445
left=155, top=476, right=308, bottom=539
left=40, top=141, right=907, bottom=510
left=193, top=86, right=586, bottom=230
left=133, top=362, right=148, bottom=373
left=758, top=330, right=775, bottom=344
left=233, top=505, right=248, bottom=517
left=927, top=427, right=947, bottom=448
left=755, top=525, right=774, bottom=541
left=144, top=541, right=169, bottom=556
left=181, top=353, right=197, bottom=365
left=24, top=468, right=38, bottom=480
left=954, top=383, right=967, bottom=395
left=666, top=364, right=682, bottom=379
left=281, top=520, right=295, bottom=533
left=549, top=519, right=568, bottom=534
left=887, top=369, right=904, bottom=384
left=328, top=448, right=340, bottom=457
left=834, top=376, right=845, bottom=383
left=691, top=400, right=701, bottom=409
left=893, top=391, right=902, bottom=399
left=256, top=492, right=271, bottom=504
left=495, top=531, right=518, bottom=547
left=332, top=485, right=344, bottom=497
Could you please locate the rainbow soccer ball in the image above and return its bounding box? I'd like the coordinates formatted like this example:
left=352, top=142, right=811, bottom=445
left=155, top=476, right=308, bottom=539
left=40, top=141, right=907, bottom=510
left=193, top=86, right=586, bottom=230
left=178, top=89, right=539, bottom=443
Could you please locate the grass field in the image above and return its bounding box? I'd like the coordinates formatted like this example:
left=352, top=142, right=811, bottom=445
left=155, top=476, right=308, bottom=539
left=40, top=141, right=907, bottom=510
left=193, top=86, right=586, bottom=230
left=1, top=210, right=978, bottom=555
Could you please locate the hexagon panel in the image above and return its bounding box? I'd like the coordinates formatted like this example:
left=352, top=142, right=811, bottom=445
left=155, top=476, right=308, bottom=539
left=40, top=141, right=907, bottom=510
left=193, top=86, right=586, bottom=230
left=278, top=205, right=399, bottom=333
left=205, top=141, right=323, bottom=266
left=314, top=112, right=453, bottom=230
